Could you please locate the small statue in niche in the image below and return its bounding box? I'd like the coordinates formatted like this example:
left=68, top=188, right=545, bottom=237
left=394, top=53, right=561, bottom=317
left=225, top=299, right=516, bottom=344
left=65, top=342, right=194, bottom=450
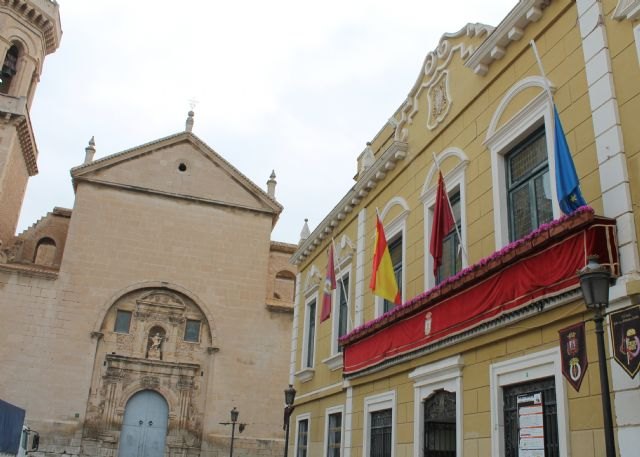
left=147, top=329, right=165, bottom=360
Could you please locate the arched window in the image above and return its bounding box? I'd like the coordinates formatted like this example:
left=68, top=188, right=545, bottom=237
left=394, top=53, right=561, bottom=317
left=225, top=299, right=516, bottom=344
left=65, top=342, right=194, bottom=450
left=0, top=45, right=19, bottom=94
left=274, top=270, right=296, bottom=302
left=33, top=237, right=56, bottom=266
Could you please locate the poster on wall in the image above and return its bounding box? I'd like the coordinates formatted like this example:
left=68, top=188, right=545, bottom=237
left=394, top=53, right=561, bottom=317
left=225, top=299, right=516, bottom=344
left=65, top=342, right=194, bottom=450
left=558, top=322, right=588, bottom=391
left=517, top=392, right=545, bottom=457
left=610, top=305, right=640, bottom=379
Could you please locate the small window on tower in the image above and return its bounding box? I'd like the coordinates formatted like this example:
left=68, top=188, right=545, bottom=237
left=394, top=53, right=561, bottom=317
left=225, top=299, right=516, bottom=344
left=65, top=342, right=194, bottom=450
left=0, top=45, right=19, bottom=94
left=184, top=319, right=201, bottom=342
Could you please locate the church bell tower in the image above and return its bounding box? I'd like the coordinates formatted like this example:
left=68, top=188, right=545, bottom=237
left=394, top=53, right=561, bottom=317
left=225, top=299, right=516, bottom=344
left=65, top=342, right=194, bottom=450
left=0, top=0, right=62, bottom=245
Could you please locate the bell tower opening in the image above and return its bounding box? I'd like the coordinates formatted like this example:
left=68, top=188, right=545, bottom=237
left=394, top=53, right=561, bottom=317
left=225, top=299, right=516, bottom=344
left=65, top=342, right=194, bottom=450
left=0, top=45, right=19, bottom=94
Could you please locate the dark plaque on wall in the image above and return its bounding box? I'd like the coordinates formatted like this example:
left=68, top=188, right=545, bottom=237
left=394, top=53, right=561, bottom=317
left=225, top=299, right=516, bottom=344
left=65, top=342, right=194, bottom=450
left=610, top=305, right=640, bottom=379
left=558, top=322, right=588, bottom=391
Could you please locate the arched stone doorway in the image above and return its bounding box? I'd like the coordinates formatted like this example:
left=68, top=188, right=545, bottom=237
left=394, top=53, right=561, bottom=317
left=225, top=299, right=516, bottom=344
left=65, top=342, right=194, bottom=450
left=118, top=390, right=168, bottom=457
left=81, top=287, right=217, bottom=457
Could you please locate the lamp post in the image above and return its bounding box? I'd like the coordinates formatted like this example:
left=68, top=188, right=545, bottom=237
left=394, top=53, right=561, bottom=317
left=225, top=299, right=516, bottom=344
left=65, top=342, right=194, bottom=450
left=220, top=407, right=246, bottom=457
left=578, top=255, right=616, bottom=457
left=283, top=384, right=297, bottom=457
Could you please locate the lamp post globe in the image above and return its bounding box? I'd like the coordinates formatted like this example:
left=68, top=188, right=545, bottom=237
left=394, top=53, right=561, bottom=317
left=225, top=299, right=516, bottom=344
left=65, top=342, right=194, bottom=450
left=578, top=255, right=611, bottom=309
left=285, top=384, right=296, bottom=407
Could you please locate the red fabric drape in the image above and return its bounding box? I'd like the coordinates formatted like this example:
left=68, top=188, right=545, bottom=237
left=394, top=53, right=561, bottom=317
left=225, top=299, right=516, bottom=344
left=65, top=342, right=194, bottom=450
left=344, top=222, right=617, bottom=375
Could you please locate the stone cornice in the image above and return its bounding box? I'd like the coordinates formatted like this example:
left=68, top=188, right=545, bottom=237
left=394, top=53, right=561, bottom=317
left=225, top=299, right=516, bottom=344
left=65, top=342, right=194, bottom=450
left=612, top=0, right=640, bottom=20
left=464, top=0, right=551, bottom=76
left=0, top=95, right=39, bottom=175
left=1, top=0, right=63, bottom=55
left=291, top=141, right=408, bottom=265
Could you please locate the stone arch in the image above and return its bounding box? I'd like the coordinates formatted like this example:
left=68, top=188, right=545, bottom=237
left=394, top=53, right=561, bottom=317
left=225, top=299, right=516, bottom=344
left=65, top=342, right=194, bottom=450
left=33, top=236, right=56, bottom=266
left=92, top=281, right=216, bottom=344
left=118, top=384, right=178, bottom=418
left=379, top=196, right=410, bottom=222
left=3, top=27, right=40, bottom=60
left=486, top=75, right=555, bottom=140
left=422, top=147, right=469, bottom=195
left=274, top=270, right=296, bottom=301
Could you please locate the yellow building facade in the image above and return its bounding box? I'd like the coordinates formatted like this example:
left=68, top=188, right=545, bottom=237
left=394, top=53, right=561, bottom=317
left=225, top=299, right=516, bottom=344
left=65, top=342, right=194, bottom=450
left=288, top=1, right=640, bottom=456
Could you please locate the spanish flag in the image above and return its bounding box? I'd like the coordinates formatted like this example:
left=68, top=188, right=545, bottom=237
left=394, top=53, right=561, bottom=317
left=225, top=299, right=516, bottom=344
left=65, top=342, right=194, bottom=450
left=369, top=214, right=401, bottom=305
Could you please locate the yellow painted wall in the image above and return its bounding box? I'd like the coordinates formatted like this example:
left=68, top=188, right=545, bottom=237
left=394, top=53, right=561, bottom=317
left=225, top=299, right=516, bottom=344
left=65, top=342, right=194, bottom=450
left=290, top=0, right=638, bottom=454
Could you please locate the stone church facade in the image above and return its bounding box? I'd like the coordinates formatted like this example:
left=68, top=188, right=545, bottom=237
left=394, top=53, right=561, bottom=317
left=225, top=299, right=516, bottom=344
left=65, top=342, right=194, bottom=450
left=0, top=2, right=296, bottom=457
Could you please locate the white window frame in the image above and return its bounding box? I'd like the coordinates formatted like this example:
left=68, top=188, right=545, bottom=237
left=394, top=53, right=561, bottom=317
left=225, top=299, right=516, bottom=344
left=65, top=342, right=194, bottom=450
left=297, top=288, right=318, bottom=382
left=489, top=347, right=570, bottom=457
left=363, top=390, right=396, bottom=457
left=324, top=405, right=345, bottom=457
left=421, top=148, right=469, bottom=290
left=326, top=263, right=351, bottom=366
left=295, top=413, right=311, bottom=457
left=485, top=76, right=561, bottom=249
left=375, top=198, right=410, bottom=317
left=409, top=355, right=464, bottom=457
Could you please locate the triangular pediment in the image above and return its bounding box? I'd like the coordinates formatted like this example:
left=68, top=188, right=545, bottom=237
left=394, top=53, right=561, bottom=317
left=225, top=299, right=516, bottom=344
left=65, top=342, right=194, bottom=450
left=71, top=132, right=281, bottom=218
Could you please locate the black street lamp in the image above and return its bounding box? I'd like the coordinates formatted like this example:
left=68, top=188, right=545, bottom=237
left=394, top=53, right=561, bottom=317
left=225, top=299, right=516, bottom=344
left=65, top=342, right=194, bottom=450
left=220, top=407, right=247, bottom=457
left=283, top=384, right=297, bottom=457
left=578, top=255, right=616, bottom=457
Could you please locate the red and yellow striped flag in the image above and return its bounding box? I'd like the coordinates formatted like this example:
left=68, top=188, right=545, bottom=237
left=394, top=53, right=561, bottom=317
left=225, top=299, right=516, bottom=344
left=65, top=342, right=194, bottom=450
left=369, top=214, right=401, bottom=305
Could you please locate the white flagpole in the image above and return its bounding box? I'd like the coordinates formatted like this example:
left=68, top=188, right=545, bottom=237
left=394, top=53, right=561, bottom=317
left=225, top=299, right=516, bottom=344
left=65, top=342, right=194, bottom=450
left=530, top=40, right=554, bottom=104
left=431, top=152, right=468, bottom=266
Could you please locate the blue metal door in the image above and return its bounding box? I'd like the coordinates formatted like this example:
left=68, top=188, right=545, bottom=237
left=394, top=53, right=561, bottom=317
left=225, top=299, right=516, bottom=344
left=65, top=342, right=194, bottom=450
left=118, top=390, right=168, bottom=457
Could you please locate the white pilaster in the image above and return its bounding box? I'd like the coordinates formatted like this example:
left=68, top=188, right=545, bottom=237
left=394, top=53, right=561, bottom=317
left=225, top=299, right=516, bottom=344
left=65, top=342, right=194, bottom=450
left=577, top=0, right=640, bottom=276
left=344, top=384, right=353, bottom=457
left=289, top=272, right=301, bottom=384
left=355, top=208, right=367, bottom=326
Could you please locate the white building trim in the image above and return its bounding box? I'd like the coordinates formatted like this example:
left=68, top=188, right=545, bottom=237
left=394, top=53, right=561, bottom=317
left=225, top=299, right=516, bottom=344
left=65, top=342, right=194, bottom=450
left=577, top=0, right=640, bottom=277
left=409, top=355, right=464, bottom=457
left=485, top=77, right=559, bottom=248
left=376, top=198, right=410, bottom=316
left=323, top=405, right=345, bottom=457
left=289, top=272, right=302, bottom=384
left=489, top=348, right=570, bottom=457
left=362, top=390, right=396, bottom=457
left=294, top=413, right=311, bottom=456
left=344, top=385, right=353, bottom=457
left=296, top=292, right=318, bottom=382
left=355, top=208, right=366, bottom=327
left=421, top=148, right=469, bottom=289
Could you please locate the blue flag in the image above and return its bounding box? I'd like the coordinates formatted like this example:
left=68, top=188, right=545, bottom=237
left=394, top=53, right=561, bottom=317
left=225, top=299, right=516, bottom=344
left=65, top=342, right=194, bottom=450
left=554, top=105, right=586, bottom=214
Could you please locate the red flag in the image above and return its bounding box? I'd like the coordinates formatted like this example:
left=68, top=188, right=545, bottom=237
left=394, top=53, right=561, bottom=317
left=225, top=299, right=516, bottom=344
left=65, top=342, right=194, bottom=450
left=430, top=171, right=455, bottom=276
left=321, top=243, right=336, bottom=322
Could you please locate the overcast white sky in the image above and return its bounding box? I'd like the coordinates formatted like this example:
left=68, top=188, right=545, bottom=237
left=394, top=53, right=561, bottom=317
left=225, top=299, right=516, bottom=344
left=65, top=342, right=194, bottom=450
left=20, top=0, right=517, bottom=244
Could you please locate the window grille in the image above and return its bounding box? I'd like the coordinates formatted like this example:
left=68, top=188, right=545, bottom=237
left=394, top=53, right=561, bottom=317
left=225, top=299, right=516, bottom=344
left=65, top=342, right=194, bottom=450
left=423, top=390, right=456, bottom=457
left=327, top=412, right=342, bottom=457
left=370, top=409, right=392, bottom=457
